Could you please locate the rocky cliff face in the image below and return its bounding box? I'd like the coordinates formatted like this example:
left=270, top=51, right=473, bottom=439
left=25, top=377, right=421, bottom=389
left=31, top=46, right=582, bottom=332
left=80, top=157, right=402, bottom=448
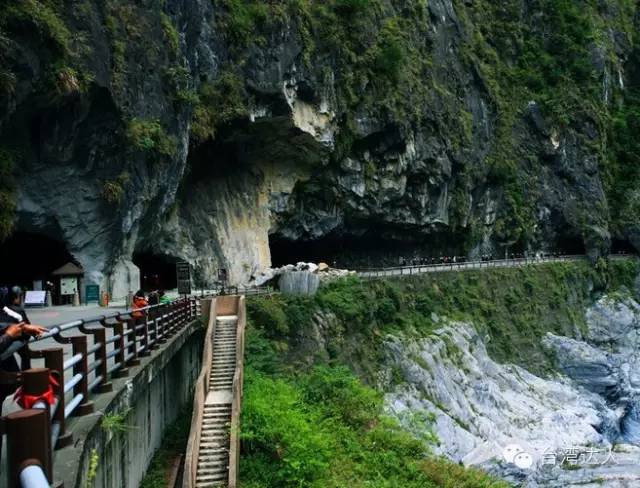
left=1, top=1, right=639, bottom=292
left=385, top=294, right=640, bottom=486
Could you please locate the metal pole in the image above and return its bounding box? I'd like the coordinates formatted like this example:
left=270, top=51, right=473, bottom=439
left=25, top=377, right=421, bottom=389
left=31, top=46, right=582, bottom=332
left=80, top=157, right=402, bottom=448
left=4, top=409, right=53, bottom=486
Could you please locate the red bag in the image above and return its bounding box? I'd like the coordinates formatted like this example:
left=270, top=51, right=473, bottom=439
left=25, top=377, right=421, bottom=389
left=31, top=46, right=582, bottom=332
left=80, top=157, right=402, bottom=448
left=14, top=372, right=59, bottom=409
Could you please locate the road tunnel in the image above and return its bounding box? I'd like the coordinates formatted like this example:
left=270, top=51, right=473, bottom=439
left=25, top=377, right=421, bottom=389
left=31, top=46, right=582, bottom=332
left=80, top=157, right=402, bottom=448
left=268, top=230, right=467, bottom=269
left=132, top=252, right=178, bottom=292
left=0, top=231, right=77, bottom=290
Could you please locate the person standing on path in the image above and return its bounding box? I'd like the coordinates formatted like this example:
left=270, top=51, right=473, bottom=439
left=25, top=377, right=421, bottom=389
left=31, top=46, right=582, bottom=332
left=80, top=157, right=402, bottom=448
left=132, top=290, right=148, bottom=324
left=0, top=286, right=47, bottom=414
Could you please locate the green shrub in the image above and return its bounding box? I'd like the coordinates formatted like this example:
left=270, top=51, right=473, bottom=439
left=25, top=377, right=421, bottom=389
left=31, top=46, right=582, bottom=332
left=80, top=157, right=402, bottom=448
left=420, top=457, right=510, bottom=488
left=190, top=71, right=248, bottom=142
left=164, top=66, right=198, bottom=106
left=247, top=296, right=290, bottom=336
left=217, top=0, right=269, bottom=46
left=241, top=369, right=333, bottom=486
left=160, top=13, right=179, bottom=56
left=300, top=365, right=381, bottom=428
left=127, top=119, right=177, bottom=157
left=100, top=171, right=130, bottom=205
left=0, top=0, right=71, bottom=54
left=334, top=0, right=370, bottom=15
left=240, top=366, right=506, bottom=487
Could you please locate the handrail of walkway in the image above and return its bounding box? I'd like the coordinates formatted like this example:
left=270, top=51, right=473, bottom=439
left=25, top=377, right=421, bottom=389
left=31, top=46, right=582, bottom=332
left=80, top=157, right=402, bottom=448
left=184, top=298, right=217, bottom=488
left=0, top=296, right=201, bottom=488
left=354, top=253, right=636, bottom=279
left=228, top=295, right=246, bottom=488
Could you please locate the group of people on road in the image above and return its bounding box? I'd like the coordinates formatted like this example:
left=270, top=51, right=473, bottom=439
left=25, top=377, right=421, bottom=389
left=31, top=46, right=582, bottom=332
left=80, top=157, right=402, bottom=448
left=395, top=250, right=586, bottom=268
left=399, top=256, right=468, bottom=266
left=131, top=289, right=171, bottom=321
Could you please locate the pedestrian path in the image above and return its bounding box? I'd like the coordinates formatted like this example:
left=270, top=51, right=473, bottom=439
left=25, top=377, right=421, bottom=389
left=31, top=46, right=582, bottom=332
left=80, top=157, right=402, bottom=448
left=356, top=254, right=601, bottom=279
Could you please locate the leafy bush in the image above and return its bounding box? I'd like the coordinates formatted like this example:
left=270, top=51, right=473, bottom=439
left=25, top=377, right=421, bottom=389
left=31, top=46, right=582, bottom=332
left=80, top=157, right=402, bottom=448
left=247, top=296, right=290, bottom=336
left=334, top=0, right=370, bottom=15
left=241, top=369, right=333, bottom=486
left=190, top=72, right=248, bottom=142
left=300, top=365, right=381, bottom=428
left=160, top=13, right=179, bottom=56
left=127, top=119, right=177, bottom=157
left=100, top=172, right=131, bottom=205
left=0, top=0, right=71, bottom=54
left=241, top=366, right=507, bottom=487
left=217, top=0, right=269, bottom=46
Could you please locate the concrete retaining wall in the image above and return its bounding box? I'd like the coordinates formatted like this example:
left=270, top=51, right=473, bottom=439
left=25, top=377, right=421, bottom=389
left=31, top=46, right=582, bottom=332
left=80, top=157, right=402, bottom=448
left=53, top=320, right=204, bottom=488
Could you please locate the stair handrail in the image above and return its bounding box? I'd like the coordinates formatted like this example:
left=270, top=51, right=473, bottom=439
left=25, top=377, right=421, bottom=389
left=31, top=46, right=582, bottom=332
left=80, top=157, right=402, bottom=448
left=183, top=298, right=217, bottom=488
left=228, top=296, right=246, bottom=488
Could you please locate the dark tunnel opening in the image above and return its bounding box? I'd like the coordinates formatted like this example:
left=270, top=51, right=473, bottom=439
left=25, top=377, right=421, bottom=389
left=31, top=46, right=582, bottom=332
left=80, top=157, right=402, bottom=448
left=0, top=232, right=77, bottom=290
left=554, top=234, right=586, bottom=255
left=611, top=238, right=636, bottom=254
left=133, top=252, right=178, bottom=292
left=268, top=230, right=469, bottom=269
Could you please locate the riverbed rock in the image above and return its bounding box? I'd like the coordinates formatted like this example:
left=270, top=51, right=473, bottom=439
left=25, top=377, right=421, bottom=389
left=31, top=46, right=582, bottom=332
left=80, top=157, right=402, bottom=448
left=384, top=294, right=640, bottom=486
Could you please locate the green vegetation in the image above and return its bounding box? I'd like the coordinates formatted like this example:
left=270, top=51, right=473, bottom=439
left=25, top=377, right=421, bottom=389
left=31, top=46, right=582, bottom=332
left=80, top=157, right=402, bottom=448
left=606, top=26, right=640, bottom=232
left=140, top=406, right=192, bottom=488
left=101, top=171, right=131, bottom=205
left=242, top=259, right=640, bottom=485
left=190, top=72, right=248, bottom=143
left=0, top=0, right=71, bottom=54
left=247, top=259, right=640, bottom=378
left=101, top=408, right=134, bottom=435
left=241, top=365, right=507, bottom=488
left=164, top=66, right=198, bottom=107
left=127, top=119, right=177, bottom=158
left=454, top=0, right=637, bottom=244
left=160, top=13, right=179, bottom=57
left=85, top=449, right=99, bottom=488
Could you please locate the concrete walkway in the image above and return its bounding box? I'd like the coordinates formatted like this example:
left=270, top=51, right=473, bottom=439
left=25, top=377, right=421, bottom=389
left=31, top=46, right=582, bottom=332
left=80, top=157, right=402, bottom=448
left=356, top=254, right=600, bottom=279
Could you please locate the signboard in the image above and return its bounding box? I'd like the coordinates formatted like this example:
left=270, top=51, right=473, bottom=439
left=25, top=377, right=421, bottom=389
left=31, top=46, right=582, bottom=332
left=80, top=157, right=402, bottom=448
left=176, top=262, right=191, bottom=295
left=60, top=277, right=78, bottom=296
left=85, top=285, right=100, bottom=304
left=24, top=291, right=47, bottom=307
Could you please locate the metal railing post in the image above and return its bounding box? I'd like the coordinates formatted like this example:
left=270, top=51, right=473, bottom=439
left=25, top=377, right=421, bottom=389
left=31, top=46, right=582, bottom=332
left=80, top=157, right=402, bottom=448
left=156, top=305, right=168, bottom=344
left=147, top=307, right=160, bottom=350
left=112, top=321, right=129, bottom=378
left=42, top=348, right=71, bottom=448
left=93, top=328, right=112, bottom=393
left=125, top=318, right=140, bottom=367
left=70, top=336, right=94, bottom=416
left=3, top=409, right=53, bottom=487
left=139, top=312, right=151, bottom=357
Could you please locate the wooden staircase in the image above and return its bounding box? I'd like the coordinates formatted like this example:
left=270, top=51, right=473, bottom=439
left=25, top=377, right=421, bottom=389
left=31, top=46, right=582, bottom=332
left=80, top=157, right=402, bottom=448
left=184, top=297, right=246, bottom=488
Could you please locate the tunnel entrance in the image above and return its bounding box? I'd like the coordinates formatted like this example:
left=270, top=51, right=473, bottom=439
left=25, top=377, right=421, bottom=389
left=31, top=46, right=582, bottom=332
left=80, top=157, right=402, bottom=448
left=133, top=253, right=178, bottom=292
left=0, top=232, right=77, bottom=290
left=269, top=230, right=467, bottom=269
left=555, top=234, right=586, bottom=255
left=612, top=238, right=636, bottom=255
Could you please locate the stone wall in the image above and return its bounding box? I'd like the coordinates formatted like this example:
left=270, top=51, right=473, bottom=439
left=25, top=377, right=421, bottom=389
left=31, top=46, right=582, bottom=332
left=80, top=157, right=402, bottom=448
left=51, top=320, right=203, bottom=488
